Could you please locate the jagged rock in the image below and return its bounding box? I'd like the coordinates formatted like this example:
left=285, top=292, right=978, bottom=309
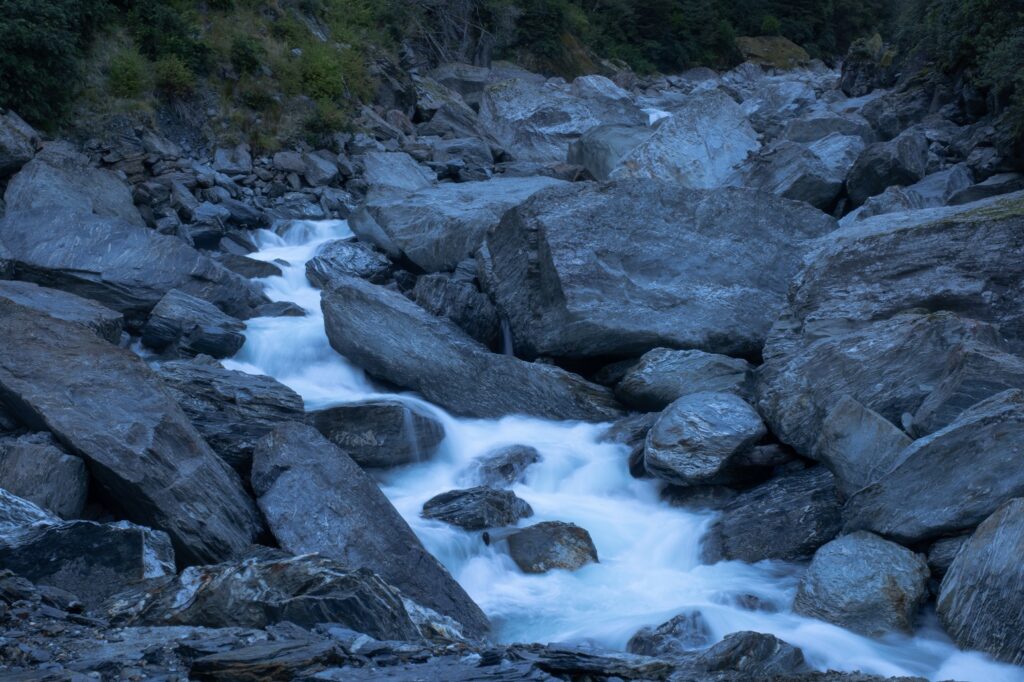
left=156, top=358, right=304, bottom=475
left=0, top=280, right=123, bottom=343
left=0, top=209, right=267, bottom=325
left=567, top=124, right=656, bottom=181
left=571, top=74, right=632, bottom=101
left=843, top=165, right=973, bottom=224
left=743, top=134, right=865, bottom=209
left=525, top=644, right=675, bottom=680
left=321, top=275, right=622, bottom=422
left=812, top=396, right=912, bottom=498
left=948, top=172, right=1024, bottom=206
left=307, top=400, right=445, bottom=468
left=702, top=467, right=841, bottom=563
left=256, top=301, right=306, bottom=318
left=303, top=152, right=340, bottom=187
left=794, top=531, right=929, bottom=636
left=350, top=175, right=565, bottom=273
left=505, top=521, right=598, bottom=574
left=683, top=631, right=808, bottom=677
left=108, top=554, right=422, bottom=642
left=844, top=389, right=1024, bottom=545
left=926, top=535, right=968, bottom=582
left=0, top=488, right=52, bottom=533
left=0, top=110, right=37, bottom=177
left=141, top=289, right=245, bottom=358
left=938, top=498, right=1024, bottom=665
left=626, top=612, right=711, bottom=657
left=466, top=445, right=541, bottom=488
left=861, top=82, right=940, bottom=141
left=212, top=144, right=252, bottom=176
left=250, top=422, right=489, bottom=636
left=0, top=433, right=87, bottom=518
left=782, top=114, right=875, bottom=143
left=306, top=239, right=391, bottom=288
left=361, top=151, right=436, bottom=197
left=0, top=299, right=262, bottom=564
left=481, top=181, right=836, bottom=360
left=422, top=487, right=533, bottom=530
left=4, top=141, right=143, bottom=225
left=846, top=130, right=929, bottom=206
left=411, top=273, right=500, bottom=347
left=213, top=252, right=283, bottom=279
left=643, top=392, right=766, bottom=487
left=840, top=36, right=893, bottom=97
left=615, top=348, right=753, bottom=411
left=189, top=639, right=347, bottom=681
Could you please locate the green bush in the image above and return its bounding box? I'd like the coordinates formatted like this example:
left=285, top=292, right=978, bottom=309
left=303, top=99, right=350, bottom=142
left=230, top=34, right=265, bottom=75
left=153, top=55, right=195, bottom=97
left=108, top=48, right=150, bottom=98
left=122, top=0, right=209, bottom=72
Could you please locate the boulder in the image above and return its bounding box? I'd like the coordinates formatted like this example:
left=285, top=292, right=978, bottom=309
left=156, top=358, right=304, bottom=475
left=567, top=124, right=656, bottom=181
left=626, top=611, right=711, bottom=657
left=643, top=392, right=766, bottom=487
left=108, top=554, right=422, bottom=642
left=212, top=144, right=252, bottom=176
left=937, top=498, right=1024, bottom=664
left=794, top=531, right=929, bottom=636
left=350, top=175, right=565, bottom=273
left=608, top=91, right=759, bottom=188
left=250, top=422, right=489, bottom=636
left=214, top=252, right=283, bottom=280
left=307, top=400, right=445, bottom=469
left=615, top=348, right=753, bottom=411
left=0, top=209, right=267, bottom=325
left=0, top=280, right=123, bottom=343
left=0, top=110, right=37, bottom=178
left=686, top=631, right=808, bottom=677
left=505, top=521, right=598, bottom=574
left=0, top=299, right=262, bottom=564
left=361, top=151, right=436, bottom=197
left=782, top=114, right=875, bottom=143
left=465, top=445, right=541, bottom=488
left=743, top=134, right=865, bottom=209
left=411, top=273, right=500, bottom=347
left=948, top=172, right=1024, bottom=206
left=812, top=396, right=912, bottom=498
left=3, top=141, right=143, bottom=225
left=305, top=239, right=392, bottom=288
left=861, top=84, right=939, bottom=141
left=0, top=487, right=53, bottom=533
left=0, top=433, right=87, bottom=518
left=844, top=389, right=1024, bottom=545
left=702, top=467, right=842, bottom=563
left=846, top=130, right=929, bottom=206
left=481, top=181, right=836, bottom=360
left=927, top=535, right=969, bottom=582
left=188, top=640, right=347, bottom=680
left=421, top=487, right=533, bottom=530
left=141, top=289, right=245, bottom=358
left=321, top=276, right=622, bottom=422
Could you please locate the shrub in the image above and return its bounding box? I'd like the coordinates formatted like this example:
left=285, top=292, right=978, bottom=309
left=303, top=99, right=350, bottom=140
left=230, top=35, right=265, bottom=75
left=108, top=48, right=150, bottom=98
left=299, top=44, right=346, bottom=101
left=123, top=0, right=210, bottom=72
left=153, top=55, right=195, bottom=97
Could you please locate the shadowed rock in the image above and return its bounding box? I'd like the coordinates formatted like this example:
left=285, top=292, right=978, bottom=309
left=0, top=433, right=87, bottom=518
left=0, top=280, right=123, bottom=343
left=308, top=400, right=446, bottom=469
left=422, top=487, right=533, bottom=530
left=142, top=289, right=245, bottom=358
left=615, top=348, right=753, bottom=411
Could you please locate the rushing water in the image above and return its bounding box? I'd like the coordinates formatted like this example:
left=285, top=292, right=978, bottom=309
left=224, top=219, right=1024, bottom=682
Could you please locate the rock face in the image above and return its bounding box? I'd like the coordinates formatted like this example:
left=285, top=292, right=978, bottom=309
left=643, top=392, right=766, bottom=487
left=568, top=124, right=656, bottom=181
left=0, top=110, right=37, bottom=178
left=411, top=273, right=500, bottom=348
left=505, top=521, right=599, bottom=574
left=250, top=422, right=489, bottom=637
left=938, top=498, right=1024, bottom=665
left=109, top=555, right=422, bottom=642
left=0, top=433, right=88, bottom=518
left=0, top=209, right=267, bottom=324
left=844, top=389, right=1024, bottom=545
left=481, top=181, right=836, bottom=360
left=794, top=531, right=929, bottom=636
left=0, top=299, right=262, bottom=564
left=0, top=488, right=52, bottom=533
left=744, top=134, right=865, bottom=210
left=0, top=280, right=123, bottom=344
left=466, top=445, right=541, bottom=488
left=422, top=487, right=533, bottom=530
left=615, top=348, right=753, bottom=411
left=702, top=467, right=842, bottom=563
left=361, top=151, right=436, bottom=197
left=305, top=239, right=391, bottom=288
left=307, top=400, right=446, bottom=468
left=321, top=275, right=622, bottom=422
left=141, top=289, right=245, bottom=358
left=626, top=612, right=711, bottom=657
left=846, top=130, right=930, bottom=206
left=350, top=176, right=565, bottom=273
left=156, top=358, right=304, bottom=475
left=687, top=631, right=808, bottom=677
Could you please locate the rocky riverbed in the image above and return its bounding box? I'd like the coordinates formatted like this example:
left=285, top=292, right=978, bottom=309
left=1, top=49, right=1024, bottom=681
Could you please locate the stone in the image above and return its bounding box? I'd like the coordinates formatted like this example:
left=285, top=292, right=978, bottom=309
left=307, top=400, right=445, bottom=469
left=321, top=276, right=622, bottom=422
left=743, top=134, right=865, bottom=210
left=948, top=172, right=1024, bottom=206
left=643, top=392, right=766, bottom=487
left=686, top=631, right=808, bottom=677
left=188, top=639, right=347, bottom=681
left=0, top=488, right=58, bottom=535
left=481, top=181, right=836, bottom=360
left=567, top=124, right=656, bottom=181
left=0, top=110, right=37, bottom=178
left=0, top=299, right=262, bottom=564
left=156, top=358, right=304, bottom=475
left=861, top=83, right=941, bottom=141
left=782, top=114, right=875, bottom=143
left=411, top=273, right=500, bottom=347
left=422, top=487, right=533, bottom=530
left=350, top=175, right=565, bottom=273
left=0, top=209, right=267, bottom=325
left=813, top=396, right=913, bottom=498
left=702, top=467, right=841, bottom=563
left=0, top=280, right=123, bottom=344
left=844, top=389, right=1024, bottom=545
left=615, top=348, right=753, bottom=411
left=212, top=144, right=252, bottom=175
left=735, top=36, right=810, bottom=69
left=214, top=252, right=283, bottom=280
left=305, top=239, right=391, bottom=288
left=301, top=152, right=339, bottom=187
left=141, top=289, right=245, bottom=358
left=626, top=612, right=711, bottom=657
left=794, top=531, right=929, bottom=636
left=504, top=521, right=598, bottom=574
left=926, top=535, right=968, bottom=582
left=846, top=130, right=929, bottom=206
left=465, top=445, right=541, bottom=488
left=361, top=151, right=436, bottom=197
left=0, top=433, right=87, bottom=518
left=108, top=554, right=421, bottom=642
left=250, top=422, right=489, bottom=637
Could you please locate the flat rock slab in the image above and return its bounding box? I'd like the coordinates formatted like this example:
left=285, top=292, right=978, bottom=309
left=0, top=433, right=88, bottom=518
left=0, top=280, right=123, bottom=343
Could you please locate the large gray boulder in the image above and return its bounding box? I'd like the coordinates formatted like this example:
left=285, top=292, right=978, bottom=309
left=0, top=299, right=262, bottom=564
left=615, top=348, right=753, bottom=411
left=0, top=280, right=123, bottom=343
left=504, top=521, right=598, bottom=574
left=360, top=151, right=436, bottom=198
left=743, top=134, right=865, bottom=210
left=643, top=392, right=766, bottom=487
left=412, top=273, right=500, bottom=348
left=3, top=141, right=143, bottom=225
left=141, top=289, right=245, bottom=358
left=938, top=498, right=1024, bottom=665
left=250, top=422, right=489, bottom=637
left=321, top=275, right=622, bottom=422
left=308, top=400, right=446, bottom=468
left=844, top=389, right=1024, bottom=545
left=683, top=631, right=808, bottom=677
left=626, top=611, right=712, bottom=657
left=305, top=239, right=391, bottom=289
left=0, top=433, right=88, bottom=518
left=480, top=181, right=837, bottom=360
left=0, top=110, right=37, bottom=178
left=421, top=487, right=533, bottom=530
left=350, top=175, right=565, bottom=273
left=846, top=130, right=929, bottom=206
left=567, top=124, right=656, bottom=181
left=0, top=209, right=267, bottom=324
left=794, top=531, right=929, bottom=636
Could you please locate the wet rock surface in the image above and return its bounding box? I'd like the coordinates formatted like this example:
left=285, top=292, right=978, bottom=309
left=308, top=400, right=446, bottom=469
left=504, top=521, right=599, bottom=574
left=422, top=487, right=533, bottom=530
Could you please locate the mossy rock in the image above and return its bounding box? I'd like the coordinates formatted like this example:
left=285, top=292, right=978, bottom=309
left=735, top=36, right=810, bottom=70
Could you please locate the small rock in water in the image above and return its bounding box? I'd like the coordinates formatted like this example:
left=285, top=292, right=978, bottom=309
left=308, top=399, right=445, bottom=468
left=466, top=444, right=541, bottom=487
left=627, top=611, right=712, bottom=657
left=305, top=238, right=392, bottom=289
left=421, top=487, right=533, bottom=530
left=505, top=521, right=598, bottom=574
left=615, top=348, right=754, bottom=411
left=688, top=631, right=809, bottom=676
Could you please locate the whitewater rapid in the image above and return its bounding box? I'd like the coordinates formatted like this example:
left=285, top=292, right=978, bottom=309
left=223, top=219, right=1024, bottom=682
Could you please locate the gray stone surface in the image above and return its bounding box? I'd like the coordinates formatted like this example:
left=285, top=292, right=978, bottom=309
left=421, top=487, right=533, bottom=530
left=0, top=280, right=123, bottom=343
left=308, top=400, right=446, bottom=469
left=626, top=612, right=711, bottom=657
left=412, top=273, right=500, bottom=348
left=141, top=289, right=245, bottom=358
left=615, top=348, right=753, bottom=411
left=306, top=239, right=391, bottom=288
left=567, top=124, right=655, bottom=181
left=846, top=130, right=929, bottom=206
left=361, top=151, right=436, bottom=197
left=0, top=110, right=37, bottom=178
left=505, top=521, right=598, bottom=574
left=743, top=134, right=865, bottom=209
left=0, top=433, right=87, bottom=518
left=466, top=445, right=541, bottom=488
